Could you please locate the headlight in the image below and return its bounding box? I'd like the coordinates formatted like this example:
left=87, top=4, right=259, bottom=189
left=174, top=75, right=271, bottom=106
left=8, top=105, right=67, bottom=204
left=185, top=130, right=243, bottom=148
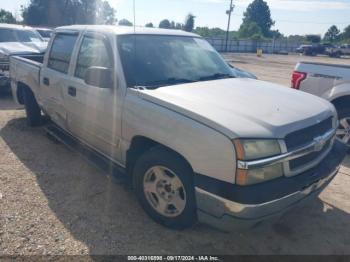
left=233, top=139, right=283, bottom=186
left=233, top=139, right=281, bottom=160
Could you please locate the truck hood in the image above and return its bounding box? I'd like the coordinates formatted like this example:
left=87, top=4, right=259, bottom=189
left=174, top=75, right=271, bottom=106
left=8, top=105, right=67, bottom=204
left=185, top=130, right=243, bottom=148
left=138, top=78, right=335, bottom=139
left=0, top=41, right=47, bottom=56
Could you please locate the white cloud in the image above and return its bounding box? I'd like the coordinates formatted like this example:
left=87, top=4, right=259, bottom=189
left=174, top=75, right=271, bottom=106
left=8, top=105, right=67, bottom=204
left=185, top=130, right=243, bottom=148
left=197, top=0, right=350, bottom=11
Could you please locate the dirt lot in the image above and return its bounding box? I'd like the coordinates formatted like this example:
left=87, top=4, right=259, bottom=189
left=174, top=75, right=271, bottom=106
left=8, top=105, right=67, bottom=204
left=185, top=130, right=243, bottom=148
left=225, top=53, right=350, bottom=86
left=1, top=54, right=350, bottom=255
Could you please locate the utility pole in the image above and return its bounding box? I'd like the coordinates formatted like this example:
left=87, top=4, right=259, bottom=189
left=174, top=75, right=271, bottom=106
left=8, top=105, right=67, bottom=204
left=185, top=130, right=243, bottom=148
left=225, top=0, right=234, bottom=52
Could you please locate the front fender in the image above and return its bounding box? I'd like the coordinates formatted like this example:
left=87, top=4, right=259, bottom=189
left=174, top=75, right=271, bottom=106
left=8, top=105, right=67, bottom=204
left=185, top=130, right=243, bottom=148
left=121, top=90, right=237, bottom=184
left=322, top=82, right=350, bottom=102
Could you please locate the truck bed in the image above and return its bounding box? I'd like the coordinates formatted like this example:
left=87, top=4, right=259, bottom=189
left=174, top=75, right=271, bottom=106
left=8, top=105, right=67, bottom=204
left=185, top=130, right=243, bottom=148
left=10, top=55, right=43, bottom=102
left=296, top=62, right=350, bottom=81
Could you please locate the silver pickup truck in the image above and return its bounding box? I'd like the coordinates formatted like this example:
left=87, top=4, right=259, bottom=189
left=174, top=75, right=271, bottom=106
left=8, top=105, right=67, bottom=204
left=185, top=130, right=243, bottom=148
left=292, top=62, right=350, bottom=148
left=10, top=25, right=346, bottom=231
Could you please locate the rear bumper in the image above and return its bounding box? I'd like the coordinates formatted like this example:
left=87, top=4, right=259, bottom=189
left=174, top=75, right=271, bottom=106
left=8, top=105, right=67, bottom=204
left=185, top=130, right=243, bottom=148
left=195, top=140, right=347, bottom=231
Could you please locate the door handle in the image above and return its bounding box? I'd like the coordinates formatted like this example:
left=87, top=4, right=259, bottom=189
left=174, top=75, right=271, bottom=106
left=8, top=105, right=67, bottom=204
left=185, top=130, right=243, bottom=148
left=68, top=86, right=76, bottom=97
left=43, top=77, right=50, bottom=86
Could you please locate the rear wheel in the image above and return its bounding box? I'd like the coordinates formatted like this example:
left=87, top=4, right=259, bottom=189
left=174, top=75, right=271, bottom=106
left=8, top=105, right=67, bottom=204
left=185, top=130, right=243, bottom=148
left=23, top=87, right=42, bottom=126
left=133, top=146, right=197, bottom=229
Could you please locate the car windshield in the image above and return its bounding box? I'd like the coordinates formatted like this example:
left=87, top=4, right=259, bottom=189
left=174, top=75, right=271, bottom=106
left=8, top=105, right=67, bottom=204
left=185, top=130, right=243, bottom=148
left=0, top=29, right=43, bottom=43
left=117, top=35, right=234, bottom=89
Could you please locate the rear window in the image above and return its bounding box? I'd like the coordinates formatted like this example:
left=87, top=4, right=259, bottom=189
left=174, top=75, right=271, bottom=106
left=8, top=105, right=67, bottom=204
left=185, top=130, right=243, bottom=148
left=48, top=33, right=78, bottom=74
left=0, top=28, right=43, bottom=43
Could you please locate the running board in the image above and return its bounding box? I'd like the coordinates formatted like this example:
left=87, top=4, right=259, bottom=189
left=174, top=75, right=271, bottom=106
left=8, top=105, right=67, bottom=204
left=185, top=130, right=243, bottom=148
left=45, top=123, right=127, bottom=183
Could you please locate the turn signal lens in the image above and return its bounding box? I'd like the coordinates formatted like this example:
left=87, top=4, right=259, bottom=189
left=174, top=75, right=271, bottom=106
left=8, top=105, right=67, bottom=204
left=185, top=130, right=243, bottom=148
left=236, top=164, right=283, bottom=186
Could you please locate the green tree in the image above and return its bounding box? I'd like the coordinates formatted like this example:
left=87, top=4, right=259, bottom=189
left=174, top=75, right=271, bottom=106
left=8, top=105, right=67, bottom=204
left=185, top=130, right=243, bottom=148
left=242, top=0, right=274, bottom=37
left=238, top=21, right=262, bottom=39
left=324, top=25, right=340, bottom=43
left=343, top=25, right=350, bottom=39
left=159, top=19, right=171, bottom=29
left=288, top=35, right=307, bottom=43
left=22, top=0, right=116, bottom=26
left=175, top=23, right=183, bottom=30
left=118, top=19, right=133, bottom=26
left=183, top=13, right=195, bottom=32
left=145, top=22, right=153, bottom=28
left=0, top=9, right=17, bottom=23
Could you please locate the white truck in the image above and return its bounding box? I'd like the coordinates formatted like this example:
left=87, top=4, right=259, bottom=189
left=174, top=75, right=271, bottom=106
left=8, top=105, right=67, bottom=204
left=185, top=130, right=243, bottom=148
left=10, top=25, right=346, bottom=231
left=0, top=23, right=47, bottom=92
left=292, top=62, right=350, bottom=148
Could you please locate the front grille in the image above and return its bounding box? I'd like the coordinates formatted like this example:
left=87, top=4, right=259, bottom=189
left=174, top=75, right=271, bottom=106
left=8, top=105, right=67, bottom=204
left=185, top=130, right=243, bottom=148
left=285, top=117, right=333, bottom=151
left=289, top=140, right=331, bottom=170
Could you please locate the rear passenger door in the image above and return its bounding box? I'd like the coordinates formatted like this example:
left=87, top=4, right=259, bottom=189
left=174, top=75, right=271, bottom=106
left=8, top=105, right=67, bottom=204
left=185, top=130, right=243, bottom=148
left=64, top=33, right=123, bottom=162
left=41, top=32, right=79, bottom=129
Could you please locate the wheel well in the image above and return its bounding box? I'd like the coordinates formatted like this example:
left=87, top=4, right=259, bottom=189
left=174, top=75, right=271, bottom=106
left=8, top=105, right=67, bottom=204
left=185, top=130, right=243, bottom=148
left=332, top=96, right=350, bottom=111
left=16, top=82, right=29, bottom=105
left=126, top=136, right=193, bottom=176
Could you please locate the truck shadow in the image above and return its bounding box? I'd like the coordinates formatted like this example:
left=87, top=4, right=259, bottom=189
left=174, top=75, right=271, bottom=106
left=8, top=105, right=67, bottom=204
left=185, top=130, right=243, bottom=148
left=0, top=94, right=22, bottom=111
left=1, top=117, right=350, bottom=255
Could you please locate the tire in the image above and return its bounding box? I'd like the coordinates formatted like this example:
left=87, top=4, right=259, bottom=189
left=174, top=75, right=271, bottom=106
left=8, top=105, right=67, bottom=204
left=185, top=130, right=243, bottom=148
left=133, top=146, right=197, bottom=229
left=335, top=105, right=350, bottom=152
left=23, top=87, right=42, bottom=126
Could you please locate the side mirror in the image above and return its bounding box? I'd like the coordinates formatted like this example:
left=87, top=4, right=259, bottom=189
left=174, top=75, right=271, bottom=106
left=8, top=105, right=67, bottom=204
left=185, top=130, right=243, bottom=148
left=84, top=66, right=113, bottom=89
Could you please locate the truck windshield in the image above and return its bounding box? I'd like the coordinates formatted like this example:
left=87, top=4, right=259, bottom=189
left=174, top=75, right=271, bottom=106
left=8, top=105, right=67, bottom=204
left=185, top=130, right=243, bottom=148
left=0, top=29, right=43, bottom=43
left=117, top=35, right=234, bottom=89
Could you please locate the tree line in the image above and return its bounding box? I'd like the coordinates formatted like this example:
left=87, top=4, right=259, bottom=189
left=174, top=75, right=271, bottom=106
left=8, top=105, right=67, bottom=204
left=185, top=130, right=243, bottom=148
left=0, top=0, right=349, bottom=44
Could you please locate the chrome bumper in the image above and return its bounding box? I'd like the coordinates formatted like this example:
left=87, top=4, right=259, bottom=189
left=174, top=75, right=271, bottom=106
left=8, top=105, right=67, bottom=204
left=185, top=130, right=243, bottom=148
left=196, top=140, right=347, bottom=231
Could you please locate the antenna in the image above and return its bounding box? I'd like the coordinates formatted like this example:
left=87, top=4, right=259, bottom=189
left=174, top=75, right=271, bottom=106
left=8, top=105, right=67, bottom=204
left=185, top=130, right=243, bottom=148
left=133, top=0, right=136, bottom=33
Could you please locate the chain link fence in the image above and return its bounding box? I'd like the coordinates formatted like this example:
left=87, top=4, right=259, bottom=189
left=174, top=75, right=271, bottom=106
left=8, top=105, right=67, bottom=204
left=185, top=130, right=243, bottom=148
left=205, top=38, right=305, bottom=53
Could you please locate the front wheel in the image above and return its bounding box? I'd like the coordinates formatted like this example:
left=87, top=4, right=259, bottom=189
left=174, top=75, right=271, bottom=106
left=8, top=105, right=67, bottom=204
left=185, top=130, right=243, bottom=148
left=133, top=146, right=197, bottom=229
left=336, top=107, right=350, bottom=149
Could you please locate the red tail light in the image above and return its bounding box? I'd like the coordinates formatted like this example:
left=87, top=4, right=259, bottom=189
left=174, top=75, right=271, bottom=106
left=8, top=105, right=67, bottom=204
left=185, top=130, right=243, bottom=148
left=291, top=71, right=307, bottom=90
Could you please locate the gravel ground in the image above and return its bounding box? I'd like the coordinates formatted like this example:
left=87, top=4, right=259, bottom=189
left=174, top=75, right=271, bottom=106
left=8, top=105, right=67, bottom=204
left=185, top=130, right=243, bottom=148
left=1, top=54, right=350, bottom=255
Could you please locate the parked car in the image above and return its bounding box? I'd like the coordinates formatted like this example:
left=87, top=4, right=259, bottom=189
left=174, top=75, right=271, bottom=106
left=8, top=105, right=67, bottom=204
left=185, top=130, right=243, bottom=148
left=35, top=27, right=53, bottom=42
left=10, top=25, right=346, bottom=231
left=292, top=62, right=350, bottom=147
left=0, top=23, right=47, bottom=93
left=326, top=44, right=350, bottom=58
left=296, top=43, right=332, bottom=56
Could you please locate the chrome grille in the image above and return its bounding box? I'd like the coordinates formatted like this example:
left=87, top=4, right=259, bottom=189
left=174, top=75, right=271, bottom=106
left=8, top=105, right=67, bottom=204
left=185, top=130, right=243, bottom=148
left=284, top=117, right=334, bottom=176
left=285, top=117, right=333, bottom=151
left=289, top=139, right=331, bottom=170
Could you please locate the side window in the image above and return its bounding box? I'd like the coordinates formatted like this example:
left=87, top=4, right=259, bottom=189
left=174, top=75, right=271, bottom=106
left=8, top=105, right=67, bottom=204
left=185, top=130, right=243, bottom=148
left=75, top=36, right=112, bottom=79
left=48, top=33, right=78, bottom=74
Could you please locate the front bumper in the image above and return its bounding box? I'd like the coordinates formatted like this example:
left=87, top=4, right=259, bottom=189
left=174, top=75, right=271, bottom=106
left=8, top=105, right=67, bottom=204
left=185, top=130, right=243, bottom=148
left=195, top=140, right=347, bottom=231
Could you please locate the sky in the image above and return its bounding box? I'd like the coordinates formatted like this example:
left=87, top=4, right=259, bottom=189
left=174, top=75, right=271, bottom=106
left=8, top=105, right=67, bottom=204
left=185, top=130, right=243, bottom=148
left=2, top=0, right=350, bottom=36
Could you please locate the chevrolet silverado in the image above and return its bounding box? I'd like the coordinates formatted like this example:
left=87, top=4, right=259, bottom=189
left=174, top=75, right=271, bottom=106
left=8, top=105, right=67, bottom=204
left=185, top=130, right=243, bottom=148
left=10, top=25, right=346, bottom=230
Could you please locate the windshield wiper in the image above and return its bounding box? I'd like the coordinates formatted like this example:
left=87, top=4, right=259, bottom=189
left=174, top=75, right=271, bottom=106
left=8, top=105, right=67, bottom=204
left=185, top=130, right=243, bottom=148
left=142, top=78, right=197, bottom=89
left=198, top=73, right=235, bottom=81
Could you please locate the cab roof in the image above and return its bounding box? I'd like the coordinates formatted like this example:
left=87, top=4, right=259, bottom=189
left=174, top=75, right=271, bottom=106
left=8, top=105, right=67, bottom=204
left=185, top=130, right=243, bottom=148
left=56, top=25, right=200, bottom=37
left=0, top=23, right=36, bottom=31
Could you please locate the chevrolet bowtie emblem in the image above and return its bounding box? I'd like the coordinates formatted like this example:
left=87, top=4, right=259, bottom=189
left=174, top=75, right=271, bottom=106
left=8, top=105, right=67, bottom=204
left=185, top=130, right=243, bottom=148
left=314, top=136, right=326, bottom=152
